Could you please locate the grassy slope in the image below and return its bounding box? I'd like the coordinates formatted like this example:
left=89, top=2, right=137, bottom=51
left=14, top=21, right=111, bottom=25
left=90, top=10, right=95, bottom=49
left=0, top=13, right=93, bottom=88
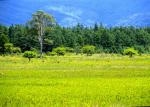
left=0, top=54, right=150, bottom=107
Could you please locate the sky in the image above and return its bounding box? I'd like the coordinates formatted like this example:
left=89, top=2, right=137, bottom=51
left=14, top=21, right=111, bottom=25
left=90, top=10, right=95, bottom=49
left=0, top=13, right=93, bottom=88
left=0, top=0, right=150, bottom=26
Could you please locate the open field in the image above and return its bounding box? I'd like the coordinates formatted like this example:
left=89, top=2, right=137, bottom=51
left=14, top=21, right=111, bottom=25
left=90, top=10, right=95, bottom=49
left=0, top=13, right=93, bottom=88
left=0, top=54, right=150, bottom=107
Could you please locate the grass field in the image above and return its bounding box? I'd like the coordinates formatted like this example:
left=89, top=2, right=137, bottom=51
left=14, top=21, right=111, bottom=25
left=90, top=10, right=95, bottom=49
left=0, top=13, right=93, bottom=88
left=0, top=54, right=150, bottom=107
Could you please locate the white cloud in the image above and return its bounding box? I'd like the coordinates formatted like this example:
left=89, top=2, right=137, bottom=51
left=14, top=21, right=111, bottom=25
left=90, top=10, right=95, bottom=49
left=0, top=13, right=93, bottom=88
left=116, top=12, right=150, bottom=26
left=60, top=17, right=78, bottom=27
left=46, top=5, right=82, bottom=19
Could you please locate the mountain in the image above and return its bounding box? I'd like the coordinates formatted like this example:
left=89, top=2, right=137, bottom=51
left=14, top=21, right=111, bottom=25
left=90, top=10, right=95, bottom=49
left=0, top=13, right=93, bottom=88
left=0, top=0, right=150, bottom=27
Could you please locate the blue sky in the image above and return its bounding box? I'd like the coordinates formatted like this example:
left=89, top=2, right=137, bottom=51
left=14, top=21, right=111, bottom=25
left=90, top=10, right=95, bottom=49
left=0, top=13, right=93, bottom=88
left=0, top=0, right=150, bottom=26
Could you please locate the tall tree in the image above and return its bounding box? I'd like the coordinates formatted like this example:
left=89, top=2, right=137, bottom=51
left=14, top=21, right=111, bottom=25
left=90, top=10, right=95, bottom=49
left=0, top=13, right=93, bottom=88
left=29, top=10, right=55, bottom=57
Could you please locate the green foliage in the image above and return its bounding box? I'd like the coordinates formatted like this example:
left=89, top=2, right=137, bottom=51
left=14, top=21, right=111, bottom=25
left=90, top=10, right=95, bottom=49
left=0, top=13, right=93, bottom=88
left=4, top=43, right=13, bottom=54
left=0, top=33, right=9, bottom=53
left=47, top=51, right=57, bottom=56
left=30, top=48, right=38, bottom=53
left=74, top=46, right=82, bottom=55
left=53, top=47, right=66, bottom=56
left=65, top=47, right=74, bottom=53
left=1, top=15, right=150, bottom=54
left=29, top=10, right=55, bottom=58
left=82, top=45, right=95, bottom=56
left=12, top=47, right=21, bottom=54
left=4, top=43, right=21, bottom=54
left=123, top=47, right=138, bottom=57
left=23, top=51, right=37, bottom=62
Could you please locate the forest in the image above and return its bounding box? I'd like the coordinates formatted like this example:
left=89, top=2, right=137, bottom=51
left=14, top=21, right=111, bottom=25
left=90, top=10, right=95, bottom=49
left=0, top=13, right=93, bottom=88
left=1, top=22, right=150, bottom=55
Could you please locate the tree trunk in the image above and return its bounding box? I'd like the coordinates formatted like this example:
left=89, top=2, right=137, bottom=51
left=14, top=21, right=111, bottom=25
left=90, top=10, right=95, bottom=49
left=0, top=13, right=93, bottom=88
left=39, top=23, right=43, bottom=58
left=40, top=40, right=43, bottom=58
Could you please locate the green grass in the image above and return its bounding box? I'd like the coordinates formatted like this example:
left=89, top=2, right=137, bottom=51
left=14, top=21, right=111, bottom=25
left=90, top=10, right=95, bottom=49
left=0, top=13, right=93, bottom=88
left=0, top=54, right=150, bottom=107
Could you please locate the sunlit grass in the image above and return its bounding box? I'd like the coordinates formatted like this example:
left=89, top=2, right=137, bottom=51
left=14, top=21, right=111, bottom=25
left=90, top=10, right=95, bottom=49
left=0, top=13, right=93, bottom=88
left=0, top=54, right=150, bottom=107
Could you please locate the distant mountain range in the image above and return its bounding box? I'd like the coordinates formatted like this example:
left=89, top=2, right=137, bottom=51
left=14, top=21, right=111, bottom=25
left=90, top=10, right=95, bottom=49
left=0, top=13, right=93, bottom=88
left=0, top=0, right=150, bottom=27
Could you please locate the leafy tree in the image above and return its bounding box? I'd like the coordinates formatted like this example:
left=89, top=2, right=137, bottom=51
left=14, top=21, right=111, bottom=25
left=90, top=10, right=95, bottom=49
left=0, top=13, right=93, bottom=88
left=29, top=10, right=55, bottom=57
left=82, top=45, right=95, bottom=56
left=0, top=34, right=9, bottom=53
left=1, top=20, right=150, bottom=55
left=123, top=47, right=138, bottom=58
left=23, top=51, right=37, bottom=62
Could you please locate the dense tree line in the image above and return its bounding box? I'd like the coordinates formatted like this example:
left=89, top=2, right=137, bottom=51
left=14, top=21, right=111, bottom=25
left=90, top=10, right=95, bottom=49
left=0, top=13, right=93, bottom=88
left=0, top=23, right=150, bottom=54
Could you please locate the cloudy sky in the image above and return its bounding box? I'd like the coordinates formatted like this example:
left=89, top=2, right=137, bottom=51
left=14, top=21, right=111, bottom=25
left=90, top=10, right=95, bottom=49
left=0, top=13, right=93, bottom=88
left=0, top=0, right=150, bottom=26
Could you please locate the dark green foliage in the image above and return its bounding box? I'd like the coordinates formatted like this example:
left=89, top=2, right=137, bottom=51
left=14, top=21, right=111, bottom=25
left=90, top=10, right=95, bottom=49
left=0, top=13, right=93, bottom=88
left=23, top=51, right=37, bottom=62
left=0, top=20, right=150, bottom=54
left=82, top=45, right=95, bottom=56
left=123, top=47, right=138, bottom=58
left=74, top=45, right=82, bottom=55
left=53, top=47, right=66, bottom=56
left=8, top=25, right=38, bottom=52
left=0, top=25, right=9, bottom=54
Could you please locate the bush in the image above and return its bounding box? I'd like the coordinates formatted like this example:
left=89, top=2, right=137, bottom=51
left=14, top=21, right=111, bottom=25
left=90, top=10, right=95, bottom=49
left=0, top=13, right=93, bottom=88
left=30, top=48, right=38, bottom=53
left=65, top=47, right=74, bottom=53
left=47, top=51, right=57, bottom=56
left=53, top=47, right=66, bottom=56
left=82, top=45, right=95, bottom=56
left=123, top=47, right=138, bottom=57
left=12, top=47, right=21, bottom=54
left=4, top=43, right=21, bottom=55
left=4, top=43, right=13, bottom=54
left=23, top=51, right=37, bottom=62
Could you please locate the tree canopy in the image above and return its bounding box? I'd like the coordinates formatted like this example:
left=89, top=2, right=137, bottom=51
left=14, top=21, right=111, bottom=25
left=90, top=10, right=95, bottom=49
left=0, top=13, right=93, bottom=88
left=0, top=11, right=150, bottom=54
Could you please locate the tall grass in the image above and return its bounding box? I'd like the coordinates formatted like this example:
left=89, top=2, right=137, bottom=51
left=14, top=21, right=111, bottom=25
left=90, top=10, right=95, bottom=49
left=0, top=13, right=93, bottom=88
left=0, top=54, right=150, bottom=107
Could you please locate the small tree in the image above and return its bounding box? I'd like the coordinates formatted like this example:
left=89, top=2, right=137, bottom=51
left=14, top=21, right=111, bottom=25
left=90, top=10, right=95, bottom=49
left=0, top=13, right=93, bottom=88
left=123, top=47, right=138, bottom=58
left=53, top=47, right=66, bottom=56
left=82, top=45, right=95, bottom=56
left=23, top=51, right=37, bottom=62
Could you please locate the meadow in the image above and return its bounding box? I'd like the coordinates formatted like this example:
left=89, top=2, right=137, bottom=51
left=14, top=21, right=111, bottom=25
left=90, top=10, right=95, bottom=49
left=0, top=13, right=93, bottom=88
left=0, top=54, right=150, bottom=107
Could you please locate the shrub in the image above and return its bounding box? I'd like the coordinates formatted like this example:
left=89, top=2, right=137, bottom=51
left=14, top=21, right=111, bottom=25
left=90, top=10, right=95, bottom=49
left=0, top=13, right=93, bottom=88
left=53, top=47, right=66, bottom=56
left=12, top=47, right=21, bottom=54
left=4, top=43, right=21, bottom=55
left=47, top=51, right=57, bottom=56
left=23, top=51, right=37, bottom=62
left=65, top=47, right=74, bottom=53
left=123, top=47, right=138, bottom=58
left=82, top=45, right=95, bottom=56
left=30, top=48, right=38, bottom=53
left=4, top=43, right=13, bottom=54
